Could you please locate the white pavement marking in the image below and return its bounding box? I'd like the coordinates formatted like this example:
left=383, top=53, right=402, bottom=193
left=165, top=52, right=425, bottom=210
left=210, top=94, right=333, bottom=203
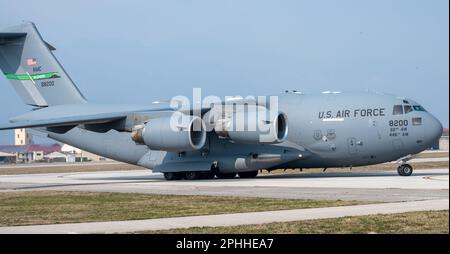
left=0, top=199, right=448, bottom=234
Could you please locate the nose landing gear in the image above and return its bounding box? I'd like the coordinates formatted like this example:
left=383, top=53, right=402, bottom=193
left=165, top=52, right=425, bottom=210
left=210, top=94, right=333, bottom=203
left=397, top=164, right=413, bottom=176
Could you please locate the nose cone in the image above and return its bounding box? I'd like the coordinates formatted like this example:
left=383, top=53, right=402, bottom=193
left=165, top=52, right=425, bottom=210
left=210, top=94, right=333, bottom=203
left=427, top=115, right=443, bottom=143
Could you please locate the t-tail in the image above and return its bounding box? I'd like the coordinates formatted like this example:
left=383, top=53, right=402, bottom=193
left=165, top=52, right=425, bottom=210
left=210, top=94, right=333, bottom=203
left=0, top=22, right=86, bottom=107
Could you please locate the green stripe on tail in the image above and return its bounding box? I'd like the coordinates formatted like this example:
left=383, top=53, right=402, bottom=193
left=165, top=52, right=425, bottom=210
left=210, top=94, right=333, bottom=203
left=4, top=72, right=61, bottom=80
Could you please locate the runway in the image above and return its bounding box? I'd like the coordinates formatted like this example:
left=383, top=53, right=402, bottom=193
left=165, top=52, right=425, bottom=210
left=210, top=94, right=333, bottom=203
left=0, top=166, right=448, bottom=233
left=0, top=168, right=448, bottom=202
left=0, top=199, right=447, bottom=234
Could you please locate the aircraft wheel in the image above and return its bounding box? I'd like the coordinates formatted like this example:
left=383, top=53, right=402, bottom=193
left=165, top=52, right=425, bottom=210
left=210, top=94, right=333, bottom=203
left=163, top=172, right=184, bottom=181
left=238, top=171, right=258, bottom=178
left=201, top=171, right=215, bottom=180
left=216, top=173, right=237, bottom=179
left=185, top=171, right=202, bottom=180
left=397, top=164, right=413, bottom=176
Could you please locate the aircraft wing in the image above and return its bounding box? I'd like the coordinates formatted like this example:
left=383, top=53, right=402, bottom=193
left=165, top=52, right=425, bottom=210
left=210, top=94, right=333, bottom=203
left=0, top=96, right=277, bottom=131
left=0, top=113, right=126, bottom=130
left=0, top=103, right=174, bottom=131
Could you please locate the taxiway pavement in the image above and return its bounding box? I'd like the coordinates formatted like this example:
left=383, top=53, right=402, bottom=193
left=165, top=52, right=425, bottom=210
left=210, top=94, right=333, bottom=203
left=0, top=168, right=448, bottom=202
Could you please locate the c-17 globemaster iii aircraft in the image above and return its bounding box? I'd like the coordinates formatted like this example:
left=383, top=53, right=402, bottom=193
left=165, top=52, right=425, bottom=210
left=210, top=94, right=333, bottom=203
left=0, top=22, right=443, bottom=180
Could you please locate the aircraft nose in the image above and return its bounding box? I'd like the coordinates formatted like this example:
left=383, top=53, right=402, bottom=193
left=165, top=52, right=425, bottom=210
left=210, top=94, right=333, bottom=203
left=427, top=115, right=443, bottom=142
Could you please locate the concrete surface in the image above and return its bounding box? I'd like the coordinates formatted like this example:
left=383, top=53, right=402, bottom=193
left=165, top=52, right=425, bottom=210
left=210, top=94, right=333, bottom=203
left=407, top=157, right=448, bottom=163
left=0, top=168, right=448, bottom=202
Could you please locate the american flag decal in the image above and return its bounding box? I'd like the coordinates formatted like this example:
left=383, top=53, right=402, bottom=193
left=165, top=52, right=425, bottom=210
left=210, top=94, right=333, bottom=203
left=26, top=58, right=37, bottom=66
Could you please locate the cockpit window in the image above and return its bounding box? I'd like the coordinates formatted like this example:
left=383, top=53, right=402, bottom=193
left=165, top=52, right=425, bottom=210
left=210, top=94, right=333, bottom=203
left=413, top=105, right=427, bottom=112
left=393, top=105, right=403, bottom=115
left=404, top=105, right=413, bottom=114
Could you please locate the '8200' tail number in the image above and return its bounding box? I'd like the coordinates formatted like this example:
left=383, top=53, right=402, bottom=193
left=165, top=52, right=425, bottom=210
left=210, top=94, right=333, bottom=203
left=389, top=120, right=408, bottom=127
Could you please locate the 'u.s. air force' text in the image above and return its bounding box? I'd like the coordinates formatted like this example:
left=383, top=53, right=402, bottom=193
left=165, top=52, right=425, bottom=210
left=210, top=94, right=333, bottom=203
left=318, top=108, right=386, bottom=119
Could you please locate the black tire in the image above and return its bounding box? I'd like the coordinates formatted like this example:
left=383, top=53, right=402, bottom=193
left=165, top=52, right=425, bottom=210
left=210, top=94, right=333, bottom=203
left=238, top=171, right=258, bottom=178
left=185, top=171, right=202, bottom=180
left=216, top=172, right=237, bottom=179
left=201, top=171, right=215, bottom=180
left=163, top=172, right=183, bottom=181
left=397, top=164, right=413, bottom=176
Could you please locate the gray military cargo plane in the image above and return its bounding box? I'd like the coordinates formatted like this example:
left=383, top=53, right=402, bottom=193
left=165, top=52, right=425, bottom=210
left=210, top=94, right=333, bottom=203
left=0, top=22, right=443, bottom=180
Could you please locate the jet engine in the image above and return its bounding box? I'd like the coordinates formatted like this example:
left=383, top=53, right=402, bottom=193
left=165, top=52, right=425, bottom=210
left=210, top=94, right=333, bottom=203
left=131, top=113, right=206, bottom=151
left=211, top=107, right=288, bottom=144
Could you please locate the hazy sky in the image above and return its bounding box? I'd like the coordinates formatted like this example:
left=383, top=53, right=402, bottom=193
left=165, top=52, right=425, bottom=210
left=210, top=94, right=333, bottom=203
left=0, top=0, right=448, bottom=144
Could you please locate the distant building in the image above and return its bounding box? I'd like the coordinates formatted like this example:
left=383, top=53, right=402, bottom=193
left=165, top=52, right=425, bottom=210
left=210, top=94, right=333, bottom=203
left=14, top=129, right=33, bottom=146
left=0, top=144, right=61, bottom=163
left=0, top=129, right=111, bottom=164
left=439, top=128, right=449, bottom=151
left=429, top=128, right=448, bottom=150
left=46, top=151, right=76, bottom=163
left=61, top=144, right=110, bottom=162
left=0, top=151, right=16, bottom=163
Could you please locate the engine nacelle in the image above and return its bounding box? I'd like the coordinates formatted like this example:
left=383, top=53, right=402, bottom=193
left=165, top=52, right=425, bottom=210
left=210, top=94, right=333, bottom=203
left=131, top=113, right=206, bottom=152
left=214, top=109, right=288, bottom=144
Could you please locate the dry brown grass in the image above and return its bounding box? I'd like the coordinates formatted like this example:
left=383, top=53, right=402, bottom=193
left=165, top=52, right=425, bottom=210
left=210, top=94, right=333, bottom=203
left=0, top=191, right=364, bottom=227
left=414, top=152, right=448, bottom=158
left=148, top=210, right=449, bottom=234
left=0, top=162, right=143, bottom=175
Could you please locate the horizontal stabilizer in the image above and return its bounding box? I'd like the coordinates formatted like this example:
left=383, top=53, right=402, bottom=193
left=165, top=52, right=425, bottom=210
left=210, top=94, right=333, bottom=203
left=44, top=41, right=55, bottom=51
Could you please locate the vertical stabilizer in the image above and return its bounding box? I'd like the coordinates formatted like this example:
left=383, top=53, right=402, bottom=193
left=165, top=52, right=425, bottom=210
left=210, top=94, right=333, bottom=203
left=0, top=22, right=86, bottom=107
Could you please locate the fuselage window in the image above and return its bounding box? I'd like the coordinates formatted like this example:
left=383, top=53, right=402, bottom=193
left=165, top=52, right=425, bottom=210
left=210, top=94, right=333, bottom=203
left=404, top=105, right=413, bottom=114
left=393, top=105, right=403, bottom=115
left=413, top=105, right=427, bottom=112
left=412, top=117, right=422, bottom=126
